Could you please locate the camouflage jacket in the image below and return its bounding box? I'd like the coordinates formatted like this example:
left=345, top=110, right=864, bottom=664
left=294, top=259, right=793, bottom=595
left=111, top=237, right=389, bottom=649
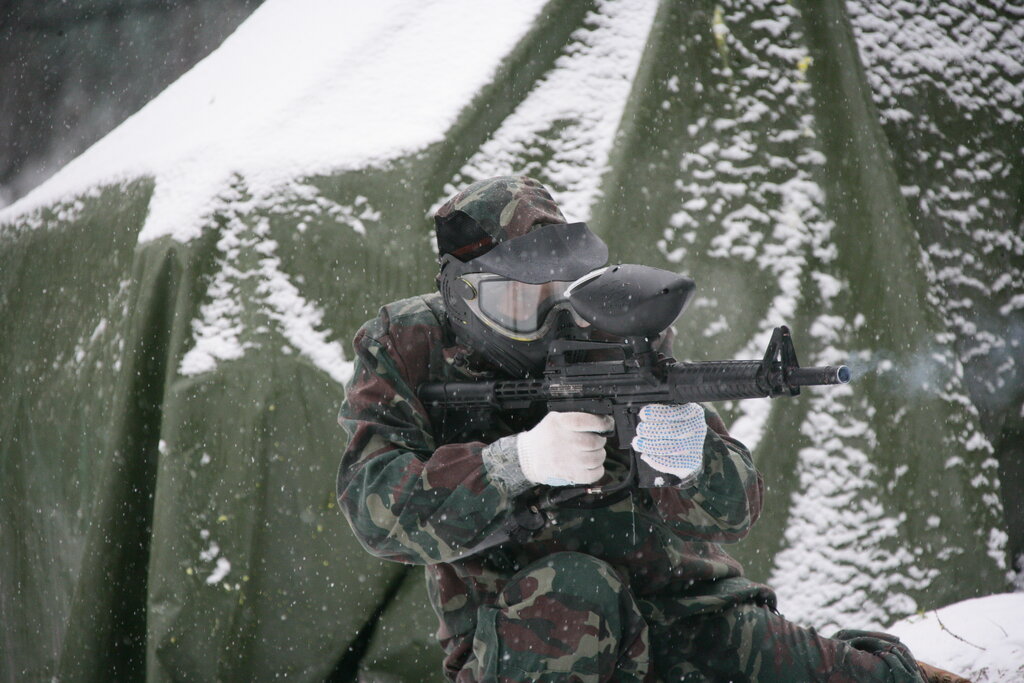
left=337, top=293, right=768, bottom=668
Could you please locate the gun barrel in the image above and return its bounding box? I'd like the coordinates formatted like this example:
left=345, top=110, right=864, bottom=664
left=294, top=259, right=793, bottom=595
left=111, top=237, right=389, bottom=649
left=666, top=361, right=851, bottom=403
left=788, top=365, right=851, bottom=386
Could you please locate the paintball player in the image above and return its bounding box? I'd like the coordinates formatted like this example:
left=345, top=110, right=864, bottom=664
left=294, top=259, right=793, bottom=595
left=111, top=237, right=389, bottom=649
left=337, top=176, right=967, bottom=682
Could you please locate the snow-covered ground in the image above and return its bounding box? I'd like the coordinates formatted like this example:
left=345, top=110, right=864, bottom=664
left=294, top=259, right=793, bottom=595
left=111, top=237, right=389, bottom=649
left=887, top=593, right=1024, bottom=682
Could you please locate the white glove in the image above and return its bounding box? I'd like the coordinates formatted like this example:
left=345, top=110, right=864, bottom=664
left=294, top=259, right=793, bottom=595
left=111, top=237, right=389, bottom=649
left=631, top=403, right=707, bottom=481
left=518, top=412, right=614, bottom=486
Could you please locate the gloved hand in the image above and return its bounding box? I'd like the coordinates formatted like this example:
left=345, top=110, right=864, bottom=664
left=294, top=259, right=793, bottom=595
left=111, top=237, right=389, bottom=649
left=631, top=403, right=707, bottom=482
left=517, top=412, right=614, bottom=486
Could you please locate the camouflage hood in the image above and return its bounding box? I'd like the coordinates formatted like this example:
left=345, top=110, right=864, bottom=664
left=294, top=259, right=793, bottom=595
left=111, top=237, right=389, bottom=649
left=434, top=175, right=567, bottom=262
left=433, top=175, right=608, bottom=376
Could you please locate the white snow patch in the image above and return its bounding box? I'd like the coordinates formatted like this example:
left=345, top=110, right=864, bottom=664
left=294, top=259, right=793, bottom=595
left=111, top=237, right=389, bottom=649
left=0, top=0, right=550, bottom=241
left=446, top=0, right=660, bottom=222
left=199, top=541, right=221, bottom=563
left=178, top=189, right=353, bottom=384
left=206, top=557, right=232, bottom=585
left=887, top=594, right=1024, bottom=683
left=728, top=396, right=772, bottom=454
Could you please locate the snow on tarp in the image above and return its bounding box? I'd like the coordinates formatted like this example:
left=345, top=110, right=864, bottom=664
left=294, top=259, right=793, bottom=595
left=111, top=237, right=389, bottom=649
left=1, top=0, right=1022, bottom=680
left=5, top=0, right=552, bottom=243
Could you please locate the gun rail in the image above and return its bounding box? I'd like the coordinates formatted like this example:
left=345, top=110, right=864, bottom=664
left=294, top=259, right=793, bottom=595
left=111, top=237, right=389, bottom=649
left=418, top=359, right=850, bottom=410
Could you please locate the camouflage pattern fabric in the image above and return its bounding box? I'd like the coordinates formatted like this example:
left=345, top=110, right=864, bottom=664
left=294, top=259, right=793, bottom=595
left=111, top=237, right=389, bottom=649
left=461, top=551, right=651, bottom=682
left=447, top=553, right=924, bottom=682
left=337, top=294, right=926, bottom=682
left=644, top=596, right=926, bottom=682
left=434, top=175, right=567, bottom=262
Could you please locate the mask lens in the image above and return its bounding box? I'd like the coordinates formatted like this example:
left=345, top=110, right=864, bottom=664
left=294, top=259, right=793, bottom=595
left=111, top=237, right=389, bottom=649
left=475, top=277, right=571, bottom=333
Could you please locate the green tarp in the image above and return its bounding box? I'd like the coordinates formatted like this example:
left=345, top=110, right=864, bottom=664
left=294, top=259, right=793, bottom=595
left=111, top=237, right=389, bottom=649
left=2, top=1, right=1021, bottom=680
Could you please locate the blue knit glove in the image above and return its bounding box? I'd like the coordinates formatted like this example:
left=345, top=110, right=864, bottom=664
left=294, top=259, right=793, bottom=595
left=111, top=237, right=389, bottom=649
left=631, top=403, right=707, bottom=482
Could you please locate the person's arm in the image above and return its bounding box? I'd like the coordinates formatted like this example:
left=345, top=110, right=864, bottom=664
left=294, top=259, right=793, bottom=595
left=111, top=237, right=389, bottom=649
left=646, top=405, right=765, bottom=542
left=337, top=312, right=523, bottom=565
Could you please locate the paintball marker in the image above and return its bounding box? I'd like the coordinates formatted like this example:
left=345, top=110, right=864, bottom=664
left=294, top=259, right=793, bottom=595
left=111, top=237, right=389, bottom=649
left=419, top=264, right=849, bottom=510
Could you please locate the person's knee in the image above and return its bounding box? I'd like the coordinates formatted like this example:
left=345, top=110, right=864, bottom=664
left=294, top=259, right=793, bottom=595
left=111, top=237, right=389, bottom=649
left=476, top=552, right=648, bottom=680
left=501, top=551, right=628, bottom=611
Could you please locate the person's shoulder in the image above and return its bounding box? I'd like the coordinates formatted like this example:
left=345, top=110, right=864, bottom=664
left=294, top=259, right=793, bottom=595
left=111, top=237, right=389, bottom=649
left=379, top=292, right=445, bottom=328
left=357, top=294, right=448, bottom=381
left=374, top=290, right=442, bottom=331
left=357, top=293, right=446, bottom=344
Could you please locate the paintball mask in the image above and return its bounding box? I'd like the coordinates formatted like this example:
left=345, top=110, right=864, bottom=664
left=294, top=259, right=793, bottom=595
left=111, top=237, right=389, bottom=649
left=439, top=222, right=609, bottom=377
